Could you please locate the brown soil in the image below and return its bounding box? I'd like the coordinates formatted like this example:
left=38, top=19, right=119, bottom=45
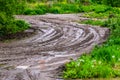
left=0, top=14, right=110, bottom=80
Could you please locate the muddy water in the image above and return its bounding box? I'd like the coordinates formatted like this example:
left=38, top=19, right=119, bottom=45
left=0, top=14, right=109, bottom=80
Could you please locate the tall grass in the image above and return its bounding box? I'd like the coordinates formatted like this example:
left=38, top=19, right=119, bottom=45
left=21, top=2, right=120, bottom=16
left=63, top=15, right=120, bottom=79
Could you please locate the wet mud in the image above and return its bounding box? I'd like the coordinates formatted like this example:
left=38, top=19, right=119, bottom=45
left=0, top=14, right=109, bottom=80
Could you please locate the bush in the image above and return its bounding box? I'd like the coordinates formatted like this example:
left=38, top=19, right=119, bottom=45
left=0, top=0, right=26, bottom=15
left=24, top=9, right=37, bottom=15
left=24, top=4, right=49, bottom=15
left=92, top=0, right=120, bottom=7
left=49, top=6, right=63, bottom=14
left=24, top=2, right=83, bottom=15
left=0, top=0, right=29, bottom=37
left=102, top=0, right=120, bottom=7
left=0, top=13, right=29, bottom=36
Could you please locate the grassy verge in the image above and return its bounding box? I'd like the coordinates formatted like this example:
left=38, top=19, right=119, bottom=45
left=22, top=2, right=120, bottom=16
left=0, top=13, right=29, bottom=37
left=63, top=14, right=120, bottom=79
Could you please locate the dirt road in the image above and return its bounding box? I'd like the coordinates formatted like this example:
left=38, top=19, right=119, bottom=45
left=0, top=14, right=109, bottom=80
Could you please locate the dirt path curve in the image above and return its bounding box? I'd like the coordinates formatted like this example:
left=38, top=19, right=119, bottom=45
left=0, top=14, right=109, bottom=80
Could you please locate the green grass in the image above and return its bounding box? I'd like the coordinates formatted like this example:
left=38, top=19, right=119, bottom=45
left=83, top=12, right=110, bottom=19
left=22, top=3, right=120, bottom=15
left=0, top=13, right=29, bottom=37
left=23, top=2, right=82, bottom=15
left=80, top=19, right=105, bottom=26
left=63, top=14, right=120, bottom=79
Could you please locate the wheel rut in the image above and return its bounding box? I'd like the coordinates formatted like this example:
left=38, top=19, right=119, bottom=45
left=0, top=14, right=109, bottom=80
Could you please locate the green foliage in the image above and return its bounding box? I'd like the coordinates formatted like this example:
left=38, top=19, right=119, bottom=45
left=0, top=0, right=14, bottom=15
left=91, top=45, right=120, bottom=64
left=24, top=0, right=120, bottom=7
left=21, top=1, right=120, bottom=79
left=23, top=2, right=120, bottom=15
left=22, top=1, right=120, bottom=79
left=63, top=12, right=120, bottom=79
left=83, top=12, right=110, bottom=19
left=26, top=0, right=36, bottom=3
left=1, top=0, right=120, bottom=78
left=104, top=17, right=120, bottom=46
left=23, top=2, right=83, bottom=15
left=64, top=55, right=114, bottom=78
left=81, top=4, right=111, bottom=13
left=82, top=6, right=120, bottom=19
left=50, top=3, right=82, bottom=13
left=102, top=0, right=120, bottom=7
left=0, top=13, right=29, bottom=36
left=0, top=0, right=29, bottom=37
left=92, top=0, right=120, bottom=7
left=0, top=0, right=26, bottom=15
left=64, top=45, right=120, bottom=79
left=80, top=19, right=105, bottom=26
left=24, top=4, right=49, bottom=15
left=49, top=6, right=63, bottom=14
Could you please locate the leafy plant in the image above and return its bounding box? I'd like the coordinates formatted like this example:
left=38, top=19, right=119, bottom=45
left=80, top=19, right=105, bottom=26
left=63, top=55, right=115, bottom=79
left=63, top=13, right=120, bottom=79
left=0, top=0, right=29, bottom=37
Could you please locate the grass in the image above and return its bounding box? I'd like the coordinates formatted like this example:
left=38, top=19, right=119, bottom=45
left=83, top=12, right=110, bottom=19
left=63, top=10, right=120, bottom=79
left=21, top=2, right=120, bottom=16
left=23, top=2, right=82, bottom=15
left=80, top=19, right=105, bottom=26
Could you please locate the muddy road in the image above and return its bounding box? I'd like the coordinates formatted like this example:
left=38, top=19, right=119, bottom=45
left=0, top=14, right=109, bottom=80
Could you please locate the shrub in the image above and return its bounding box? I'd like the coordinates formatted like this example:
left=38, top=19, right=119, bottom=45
left=0, top=13, right=29, bottom=36
left=24, top=9, right=37, bottom=15
left=49, top=6, right=63, bottom=14
left=102, top=0, right=120, bottom=7
left=92, top=0, right=120, bottom=7
left=0, top=0, right=29, bottom=37
left=24, top=4, right=49, bottom=15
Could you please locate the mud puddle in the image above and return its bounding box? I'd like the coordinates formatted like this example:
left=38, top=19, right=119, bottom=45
left=0, top=14, right=109, bottom=80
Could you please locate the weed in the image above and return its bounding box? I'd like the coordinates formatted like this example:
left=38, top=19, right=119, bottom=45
left=80, top=19, right=105, bottom=26
left=63, top=13, right=120, bottom=79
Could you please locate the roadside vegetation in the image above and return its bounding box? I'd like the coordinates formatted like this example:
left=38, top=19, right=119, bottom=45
left=1, top=0, right=120, bottom=79
left=20, top=1, right=120, bottom=16
left=62, top=1, right=120, bottom=79
left=63, top=17, right=120, bottom=79
left=0, top=0, right=29, bottom=38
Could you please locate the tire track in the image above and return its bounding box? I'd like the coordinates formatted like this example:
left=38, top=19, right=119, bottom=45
left=0, top=14, right=109, bottom=80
